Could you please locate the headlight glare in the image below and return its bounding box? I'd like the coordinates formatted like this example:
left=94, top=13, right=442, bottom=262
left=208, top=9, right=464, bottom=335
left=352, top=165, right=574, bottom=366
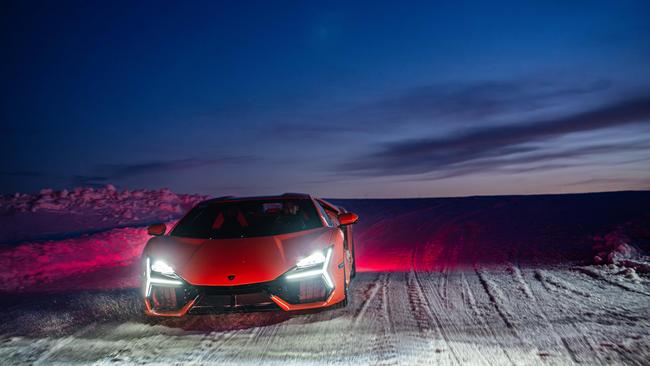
left=285, top=247, right=334, bottom=289
left=151, top=260, right=175, bottom=275
left=296, top=251, right=326, bottom=268
left=144, top=257, right=182, bottom=297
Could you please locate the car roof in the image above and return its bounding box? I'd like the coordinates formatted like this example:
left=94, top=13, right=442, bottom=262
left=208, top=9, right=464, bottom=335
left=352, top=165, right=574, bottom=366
left=199, top=193, right=313, bottom=205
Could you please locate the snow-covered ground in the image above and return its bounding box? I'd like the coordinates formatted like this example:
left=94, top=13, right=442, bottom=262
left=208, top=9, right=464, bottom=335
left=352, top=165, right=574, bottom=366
left=1, top=189, right=649, bottom=365
left=0, top=185, right=207, bottom=244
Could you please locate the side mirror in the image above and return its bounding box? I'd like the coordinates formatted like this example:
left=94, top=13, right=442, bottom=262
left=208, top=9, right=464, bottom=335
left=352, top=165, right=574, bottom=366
left=338, top=212, right=359, bottom=226
left=147, top=223, right=166, bottom=236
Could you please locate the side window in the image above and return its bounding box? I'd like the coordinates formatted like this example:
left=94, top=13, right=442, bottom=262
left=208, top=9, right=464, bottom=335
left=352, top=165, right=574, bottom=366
left=314, top=201, right=333, bottom=227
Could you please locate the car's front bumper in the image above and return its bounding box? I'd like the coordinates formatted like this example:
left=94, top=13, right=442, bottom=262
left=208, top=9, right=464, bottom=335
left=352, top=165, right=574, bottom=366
left=144, top=275, right=338, bottom=317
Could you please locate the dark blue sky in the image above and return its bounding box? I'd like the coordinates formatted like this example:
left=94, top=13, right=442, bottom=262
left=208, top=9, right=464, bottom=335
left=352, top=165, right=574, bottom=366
left=2, top=1, right=650, bottom=197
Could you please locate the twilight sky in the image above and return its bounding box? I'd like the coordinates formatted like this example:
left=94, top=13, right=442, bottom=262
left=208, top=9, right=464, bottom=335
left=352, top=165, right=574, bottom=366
left=2, top=1, right=650, bottom=198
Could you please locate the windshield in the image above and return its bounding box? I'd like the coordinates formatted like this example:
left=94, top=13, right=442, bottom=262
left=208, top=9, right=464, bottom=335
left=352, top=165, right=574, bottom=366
left=171, top=199, right=323, bottom=239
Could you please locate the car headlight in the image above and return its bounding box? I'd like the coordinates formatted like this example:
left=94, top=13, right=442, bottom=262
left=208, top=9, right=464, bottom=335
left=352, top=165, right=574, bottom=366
left=144, top=257, right=182, bottom=297
left=296, top=251, right=326, bottom=268
left=151, top=260, right=176, bottom=276
left=285, top=247, right=334, bottom=289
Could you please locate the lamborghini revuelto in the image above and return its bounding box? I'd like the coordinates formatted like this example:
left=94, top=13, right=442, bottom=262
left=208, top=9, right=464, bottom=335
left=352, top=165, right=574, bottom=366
left=141, top=193, right=359, bottom=316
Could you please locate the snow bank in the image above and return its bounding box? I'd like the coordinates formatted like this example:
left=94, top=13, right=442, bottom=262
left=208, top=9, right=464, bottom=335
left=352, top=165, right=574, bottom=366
left=1, top=185, right=206, bottom=216
left=589, top=214, right=650, bottom=266
left=0, top=185, right=209, bottom=291
left=0, top=186, right=208, bottom=243
left=582, top=222, right=650, bottom=286
left=591, top=230, right=639, bottom=265
left=0, top=221, right=181, bottom=293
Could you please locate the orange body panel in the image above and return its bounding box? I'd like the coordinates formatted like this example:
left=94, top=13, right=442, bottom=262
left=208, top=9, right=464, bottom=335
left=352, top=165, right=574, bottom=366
left=184, top=228, right=330, bottom=286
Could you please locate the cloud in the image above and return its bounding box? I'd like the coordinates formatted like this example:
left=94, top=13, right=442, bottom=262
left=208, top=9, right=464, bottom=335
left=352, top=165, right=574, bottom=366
left=0, top=157, right=256, bottom=192
left=339, top=95, right=650, bottom=177
left=72, top=175, right=110, bottom=188
left=564, top=177, right=650, bottom=190
left=100, top=156, right=254, bottom=179
left=266, top=76, right=612, bottom=138
left=352, top=77, right=612, bottom=124
left=0, top=170, right=47, bottom=177
left=418, top=141, right=650, bottom=181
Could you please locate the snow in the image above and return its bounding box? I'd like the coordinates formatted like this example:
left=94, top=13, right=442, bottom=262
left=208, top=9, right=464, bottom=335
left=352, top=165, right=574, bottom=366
left=0, top=185, right=207, bottom=244
left=0, top=225, right=170, bottom=293
left=592, top=229, right=639, bottom=265
left=1, top=189, right=650, bottom=365
left=1, top=269, right=648, bottom=365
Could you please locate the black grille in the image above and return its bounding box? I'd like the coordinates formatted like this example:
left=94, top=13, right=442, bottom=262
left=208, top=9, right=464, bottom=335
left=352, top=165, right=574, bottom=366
left=273, top=277, right=330, bottom=304
left=149, top=285, right=198, bottom=311
left=189, top=282, right=279, bottom=313
left=149, top=274, right=333, bottom=314
left=195, top=282, right=272, bottom=295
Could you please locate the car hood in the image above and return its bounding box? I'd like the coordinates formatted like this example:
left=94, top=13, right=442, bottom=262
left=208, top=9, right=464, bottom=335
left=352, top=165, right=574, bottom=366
left=144, top=227, right=333, bottom=286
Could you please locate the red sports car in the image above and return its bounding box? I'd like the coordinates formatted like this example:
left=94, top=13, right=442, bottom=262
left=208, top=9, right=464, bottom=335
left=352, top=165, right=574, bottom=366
left=141, top=193, right=359, bottom=316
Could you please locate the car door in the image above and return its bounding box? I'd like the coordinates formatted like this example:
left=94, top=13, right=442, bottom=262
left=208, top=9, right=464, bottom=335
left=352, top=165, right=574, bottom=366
left=317, top=200, right=353, bottom=285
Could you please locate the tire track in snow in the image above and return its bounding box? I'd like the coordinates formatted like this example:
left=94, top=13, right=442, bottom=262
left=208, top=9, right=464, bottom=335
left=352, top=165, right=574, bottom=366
left=474, top=268, right=561, bottom=365
left=510, top=266, right=586, bottom=365
left=533, top=268, right=648, bottom=331
left=31, top=319, right=111, bottom=364
left=370, top=273, right=399, bottom=366
left=533, top=267, right=650, bottom=365
left=382, top=271, right=443, bottom=365
left=406, top=271, right=434, bottom=334
left=475, top=269, right=516, bottom=330
left=534, top=269, right=592, bottom=298
left=461, top=274, right=517, bottom=366
left=527, top=267, right=627, bottom=365
left=456, top=197, right=567, bottom=364
left=32, top=336, right=76, bottom=365
left=414, top=216, right=517, bottom=365
left=423, top=228, right=504, bottom=365
left=352, top=273, right=383, bottom=327
left=574, top=267, right=650, bottom=297
left=409, top=270, right=462, bottom=365
left=350, top=272, right=399, bottom=365
left=506, top=264, right=534, bottom=300
left=409, top=242, right=463, bottom=364
left=416, top=268, right=505, bottom=366
left=186, top=330, right=230, bottom=363
left=248, top=319, right=281, bottom=363
left=182, top=326, right=253, bottom=364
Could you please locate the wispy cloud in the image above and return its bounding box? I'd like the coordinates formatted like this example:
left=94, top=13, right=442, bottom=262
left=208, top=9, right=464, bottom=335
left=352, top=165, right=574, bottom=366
left=71, top=156, right=254, bottom=187
left=102, top=157, right=252, bottom=179
left=564, top=177, right=650, bottom=190
left=400, top=141, right=650, bottom=181
left=339, top=95, right=650, bottom=177
left=72, top=175, right=110, bottom=188
left=267, top=76, right=613, bottom=138
left=350, top=77, right=612, bottom=125
left=0, top=170, right=47, bottom=177
left=1, top=156, right=256, bottom=192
